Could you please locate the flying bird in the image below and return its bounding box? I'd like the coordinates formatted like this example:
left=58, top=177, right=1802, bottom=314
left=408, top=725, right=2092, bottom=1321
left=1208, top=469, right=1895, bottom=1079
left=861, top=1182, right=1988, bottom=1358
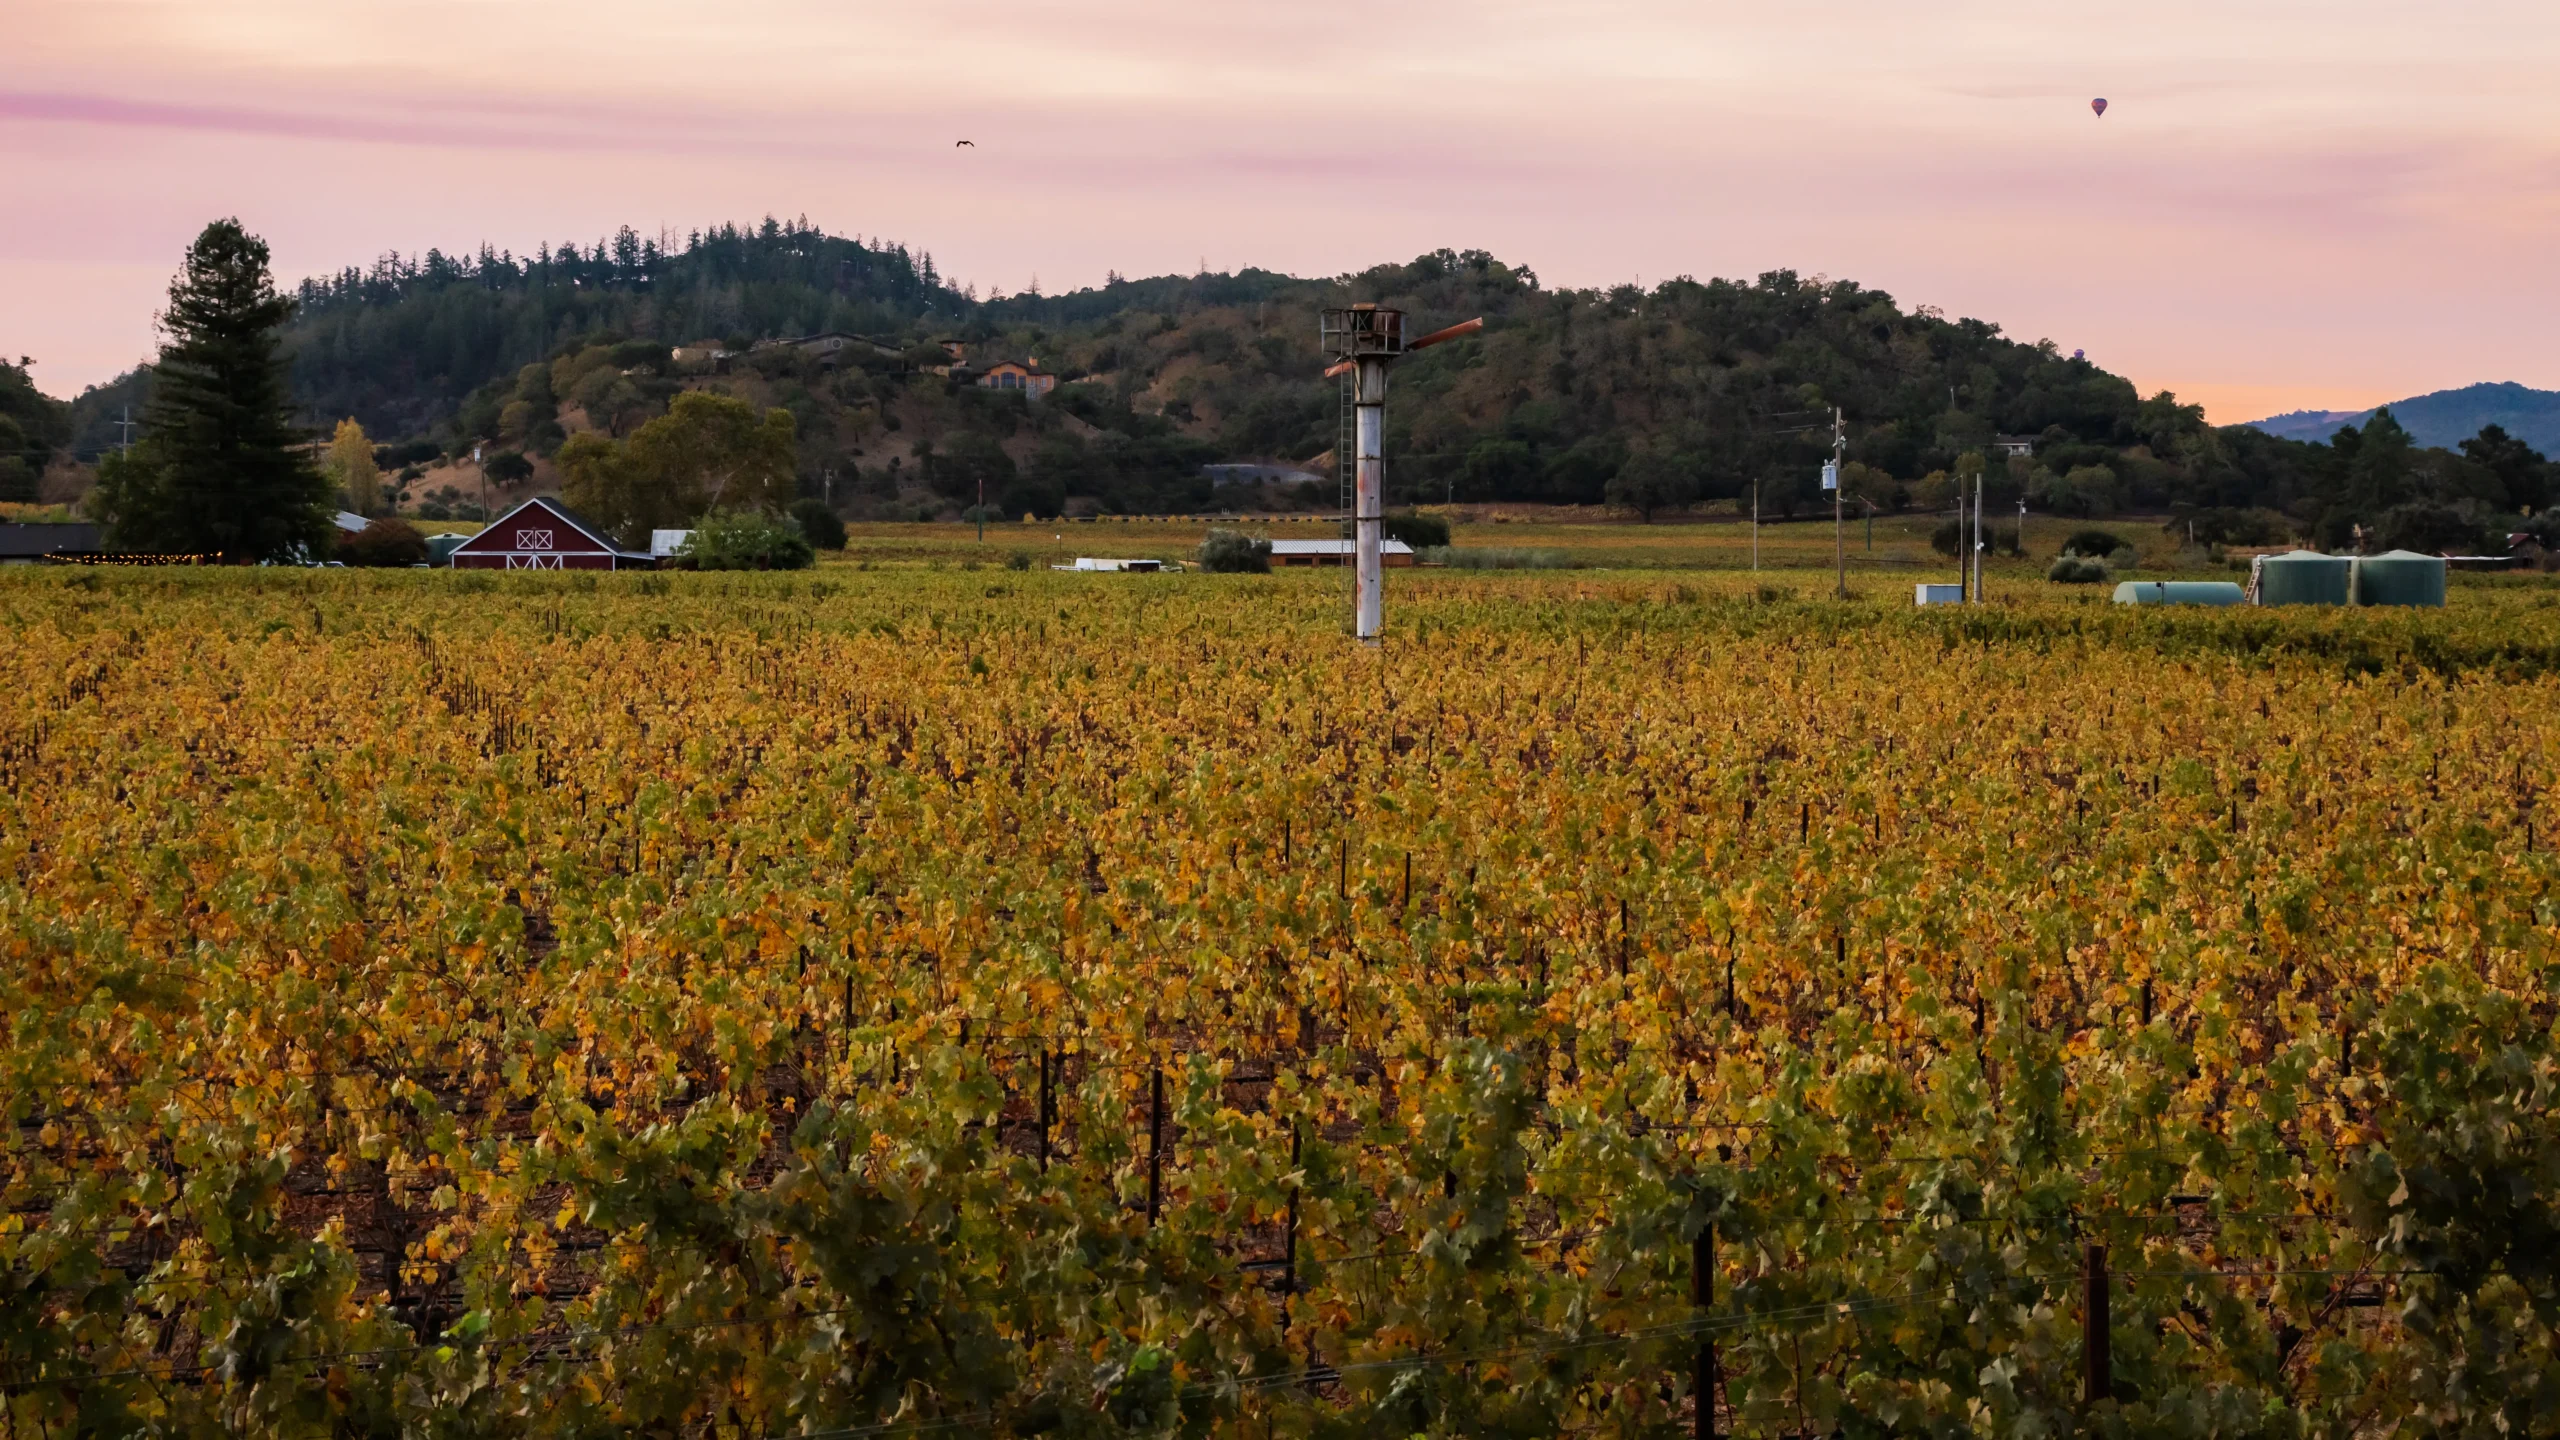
left=2090, top=98, right=2108, bottom=117
left=955, top=139, right=975, bottom=147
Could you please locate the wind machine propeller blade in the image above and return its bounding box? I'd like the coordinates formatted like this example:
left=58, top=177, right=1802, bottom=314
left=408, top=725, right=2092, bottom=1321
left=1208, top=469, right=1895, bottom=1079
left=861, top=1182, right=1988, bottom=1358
left=1320, top=317, right=1480, bottom=378
left=1403, top=317, right=1483, bottom=351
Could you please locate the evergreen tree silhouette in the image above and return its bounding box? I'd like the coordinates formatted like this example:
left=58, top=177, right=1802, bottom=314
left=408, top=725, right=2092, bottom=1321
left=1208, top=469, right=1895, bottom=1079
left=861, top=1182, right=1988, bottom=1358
left=93, top=219, right=332, bottom=560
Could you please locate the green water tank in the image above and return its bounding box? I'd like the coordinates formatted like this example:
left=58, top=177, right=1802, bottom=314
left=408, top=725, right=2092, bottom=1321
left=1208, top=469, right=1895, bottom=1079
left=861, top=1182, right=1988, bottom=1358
left=2255, top=549, right=2352, bottom=606
left=426, top=533, right=468, bottom=567
left=2113, top=580, right=2245, bottom=606
left=2352, top=550, right=2447, bottom=607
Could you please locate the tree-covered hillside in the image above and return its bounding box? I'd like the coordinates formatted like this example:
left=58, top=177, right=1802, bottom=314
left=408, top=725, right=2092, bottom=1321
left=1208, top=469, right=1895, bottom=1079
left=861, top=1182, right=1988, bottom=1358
left=284, top=217, right=964, bottom=441
left=32, top=219, right=2558, bottom=544
left=1, top=356, right=70, bottom=503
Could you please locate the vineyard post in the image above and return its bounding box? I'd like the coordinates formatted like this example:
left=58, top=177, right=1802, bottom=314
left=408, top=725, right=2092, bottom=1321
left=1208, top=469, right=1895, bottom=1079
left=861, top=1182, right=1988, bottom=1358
left=2083, top=1243, right=2111, bottom=1406
left=1038, top=1049, right=1055, bottom=1172
left=1694, top=1219, right=1718, bottom=1440
left=1283, top=1122, right=1302, bottom=1300
left=1147, top=1064, right=1165, bottom=1224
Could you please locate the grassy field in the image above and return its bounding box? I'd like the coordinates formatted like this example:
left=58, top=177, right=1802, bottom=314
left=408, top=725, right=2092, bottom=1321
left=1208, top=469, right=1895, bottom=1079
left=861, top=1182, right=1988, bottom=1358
left=3, top=563, right=2557, bottom=1436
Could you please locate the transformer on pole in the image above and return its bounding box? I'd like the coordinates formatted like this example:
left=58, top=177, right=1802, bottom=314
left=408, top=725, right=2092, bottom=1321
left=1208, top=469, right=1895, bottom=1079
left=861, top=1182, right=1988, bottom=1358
left=1320, top=305, right=1481, bottom=645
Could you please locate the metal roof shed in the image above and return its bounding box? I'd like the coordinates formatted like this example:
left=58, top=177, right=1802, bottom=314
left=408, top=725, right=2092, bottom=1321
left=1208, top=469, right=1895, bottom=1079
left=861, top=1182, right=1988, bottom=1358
left=2113, top=580, right=2245, bottom=606
left=2253, top=550, right=2352, bottom=606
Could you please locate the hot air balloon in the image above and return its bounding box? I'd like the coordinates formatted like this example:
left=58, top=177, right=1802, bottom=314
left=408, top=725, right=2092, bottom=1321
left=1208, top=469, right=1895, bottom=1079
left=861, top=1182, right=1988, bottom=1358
left=2091, top=98, right=2108, bottom=117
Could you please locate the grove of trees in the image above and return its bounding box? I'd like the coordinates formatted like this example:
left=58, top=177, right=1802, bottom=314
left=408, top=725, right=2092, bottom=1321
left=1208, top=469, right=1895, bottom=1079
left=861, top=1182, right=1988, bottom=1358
left=0, top=356, right=69, bottom=503
left=556, top=391, right=798, bottom=547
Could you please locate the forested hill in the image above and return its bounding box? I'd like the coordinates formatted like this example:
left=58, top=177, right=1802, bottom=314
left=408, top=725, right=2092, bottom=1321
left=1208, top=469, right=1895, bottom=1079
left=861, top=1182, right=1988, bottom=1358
left=271, top=224, right=2189, bottom=518
left=284, top=218, right=966, bottom=439
left=59, top=219, right=2553, bottom=537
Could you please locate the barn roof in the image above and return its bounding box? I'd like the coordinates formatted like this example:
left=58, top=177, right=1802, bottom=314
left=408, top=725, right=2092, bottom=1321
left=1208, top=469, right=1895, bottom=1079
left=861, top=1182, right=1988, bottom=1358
left=451, top=496, right=648, bottom=558
left=0, top=523, right=102, bottom=558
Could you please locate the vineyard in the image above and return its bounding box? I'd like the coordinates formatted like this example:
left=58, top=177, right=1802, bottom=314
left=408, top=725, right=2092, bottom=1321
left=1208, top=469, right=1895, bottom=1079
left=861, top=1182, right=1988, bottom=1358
left=4, top=566, right=2559, bottom=1438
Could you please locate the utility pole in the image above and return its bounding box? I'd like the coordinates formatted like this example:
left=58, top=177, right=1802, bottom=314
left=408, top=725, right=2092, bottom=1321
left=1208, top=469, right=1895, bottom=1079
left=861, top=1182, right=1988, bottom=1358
left=1751, top=479, right=1760, bottom=573
left=113, top=406, right=138, bottom=454
left=1971, top=465, right=1986, bottom=604
left=976, top=472, right=985, bottom=543
left=1829, top=407, right=1846, bottom=599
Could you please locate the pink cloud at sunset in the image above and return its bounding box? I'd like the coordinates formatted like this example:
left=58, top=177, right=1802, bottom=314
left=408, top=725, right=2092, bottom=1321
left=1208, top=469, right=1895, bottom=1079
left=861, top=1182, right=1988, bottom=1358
left=5, top=0, right=2556, bottom=420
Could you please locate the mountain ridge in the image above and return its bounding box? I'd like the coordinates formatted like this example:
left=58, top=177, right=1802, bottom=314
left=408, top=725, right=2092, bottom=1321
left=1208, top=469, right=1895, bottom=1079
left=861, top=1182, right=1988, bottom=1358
left=2243, top=381, right=2560, bottom=453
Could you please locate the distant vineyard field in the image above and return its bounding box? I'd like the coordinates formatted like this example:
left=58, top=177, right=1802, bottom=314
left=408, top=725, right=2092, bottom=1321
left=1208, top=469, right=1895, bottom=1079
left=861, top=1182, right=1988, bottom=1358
left=4, top=567, right=2557, bottom=1437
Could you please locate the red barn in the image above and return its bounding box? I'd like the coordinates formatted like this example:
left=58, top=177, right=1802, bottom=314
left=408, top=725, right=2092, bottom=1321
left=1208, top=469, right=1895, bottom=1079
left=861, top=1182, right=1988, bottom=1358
left=447, top=497, right=653, bottom=570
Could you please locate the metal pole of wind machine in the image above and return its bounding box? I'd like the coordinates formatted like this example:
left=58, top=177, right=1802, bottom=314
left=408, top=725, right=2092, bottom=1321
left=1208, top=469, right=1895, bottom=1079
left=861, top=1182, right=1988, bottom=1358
left=1322, top=314, right=1481, bottom=646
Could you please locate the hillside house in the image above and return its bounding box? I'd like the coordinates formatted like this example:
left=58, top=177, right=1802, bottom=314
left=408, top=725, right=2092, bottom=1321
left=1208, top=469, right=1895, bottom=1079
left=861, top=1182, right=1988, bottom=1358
left=1990, top=435, right=2040, bottom=459
left=448, top=497, right=654, bottom=570
left=740, top=333, right=903, bottom=370
left=975, top=359, right=1057, bottom=400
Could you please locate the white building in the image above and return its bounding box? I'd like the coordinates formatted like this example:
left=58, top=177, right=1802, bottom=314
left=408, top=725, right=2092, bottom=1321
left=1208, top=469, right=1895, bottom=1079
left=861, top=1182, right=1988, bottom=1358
left=1268, top=538, right=1417, bottom=568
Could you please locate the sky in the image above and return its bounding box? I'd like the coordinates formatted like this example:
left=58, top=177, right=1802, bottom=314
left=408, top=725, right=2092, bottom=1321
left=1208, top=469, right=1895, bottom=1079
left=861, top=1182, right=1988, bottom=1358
left=5, top=0, right=2557, bottom=423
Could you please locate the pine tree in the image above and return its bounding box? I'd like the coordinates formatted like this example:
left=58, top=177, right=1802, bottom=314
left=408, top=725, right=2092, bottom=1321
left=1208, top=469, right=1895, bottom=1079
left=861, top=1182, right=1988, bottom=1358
left=93, top=220, right=333, bottom=560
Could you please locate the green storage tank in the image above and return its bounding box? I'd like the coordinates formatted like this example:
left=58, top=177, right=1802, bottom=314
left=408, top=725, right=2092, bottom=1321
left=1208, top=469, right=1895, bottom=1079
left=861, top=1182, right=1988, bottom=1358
left=2255, top=549, right=2352, bottom=606
left=2352, top=550, right=2447, bottom=607
left=426, top=533, right=469, bottom=567
left=2113, top=580, right=2245, bottom=606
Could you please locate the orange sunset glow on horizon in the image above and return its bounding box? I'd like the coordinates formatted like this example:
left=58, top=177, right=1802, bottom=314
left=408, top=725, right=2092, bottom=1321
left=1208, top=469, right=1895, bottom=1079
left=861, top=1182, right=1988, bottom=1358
left=5, top=0, right=2556, bottom=422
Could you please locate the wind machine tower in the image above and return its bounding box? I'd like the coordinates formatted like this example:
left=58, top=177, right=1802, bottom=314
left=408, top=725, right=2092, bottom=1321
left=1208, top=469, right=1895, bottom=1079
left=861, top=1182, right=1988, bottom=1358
left=1319, top=304, right=1481, bottom=644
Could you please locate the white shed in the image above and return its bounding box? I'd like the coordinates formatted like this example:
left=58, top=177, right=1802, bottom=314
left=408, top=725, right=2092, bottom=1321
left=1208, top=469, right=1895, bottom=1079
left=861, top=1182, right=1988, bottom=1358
left=1054, top=557, right=1166, bottom=572
left=1268, top=538, right=1416, bottom=567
